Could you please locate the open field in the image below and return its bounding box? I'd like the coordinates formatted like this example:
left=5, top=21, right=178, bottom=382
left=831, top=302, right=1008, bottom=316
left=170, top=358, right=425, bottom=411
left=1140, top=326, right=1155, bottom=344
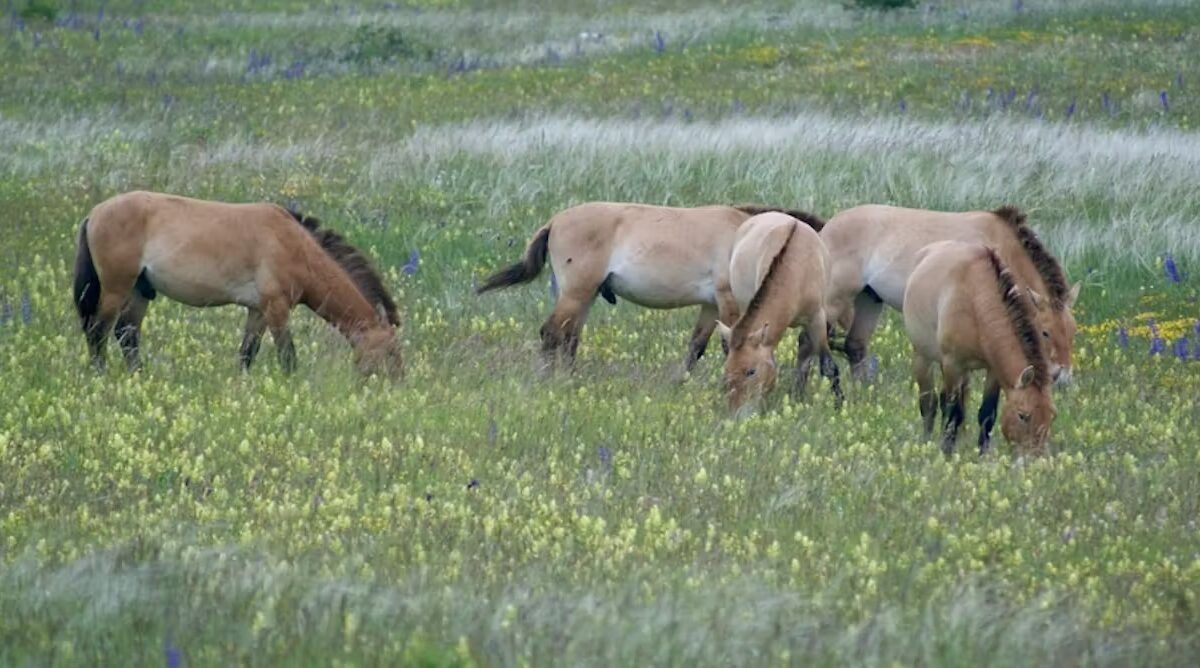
left=1, top=0, right=1198, bottom=664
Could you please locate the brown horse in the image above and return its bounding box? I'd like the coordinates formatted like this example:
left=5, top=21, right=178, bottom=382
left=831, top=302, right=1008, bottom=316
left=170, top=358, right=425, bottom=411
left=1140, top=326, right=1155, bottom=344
left=903, top=241, right=1056, bottom=456
left=476, top=202, right=824, bottom=371
left=72, top=191, right=402, bottom=377
left=713, top=212, right=842, bottom=413
left=822, top=205, right=1080, bottom=386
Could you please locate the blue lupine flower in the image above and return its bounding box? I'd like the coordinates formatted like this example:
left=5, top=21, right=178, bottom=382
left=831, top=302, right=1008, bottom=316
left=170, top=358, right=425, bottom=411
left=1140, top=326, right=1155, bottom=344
left=1116, top=324, right=1129, bottom=348
left=1164, top=253, right=1181, bottom=283
left=282, top=59, right=305, bottom=79
left=0, top=301, right=11, bottom=327
left=1065, top=100, right=1076, bottom=118
left=165, top=645, right=181, bottom=668
left=401, top=250, right=419, bottom=276
left=898, top=98, right=907, bottom=113
left=1149, top=319, right=1165, bottom=355
left=1173, top=337, right=1189, bottom=361
left=467, top=479, right=480, bottom=490
left=652, top=30, right=666, bottom=54
left=1160, top=91, right=1169, bottom=111
left=20, top=291, right=31, bottom=324
left=597, top=446, right=611, bottom=467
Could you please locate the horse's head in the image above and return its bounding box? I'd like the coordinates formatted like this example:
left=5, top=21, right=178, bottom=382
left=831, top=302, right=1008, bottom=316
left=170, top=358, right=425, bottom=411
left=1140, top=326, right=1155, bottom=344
left=1000, top=365, right=1056, bottom=456
left=351, top=326, right=404, bottom=380
left=717, top=321, right=777, bottom=414
left=1028, top=284, right=1081, bottom=387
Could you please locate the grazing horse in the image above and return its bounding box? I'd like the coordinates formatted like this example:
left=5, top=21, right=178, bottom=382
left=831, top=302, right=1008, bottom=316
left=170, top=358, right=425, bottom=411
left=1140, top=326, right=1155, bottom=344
left=476, top=202, right=824, bottom=371
left=713, top=212, right=842, bottom=413
left=822, top=205, right=1080, bottom=387
left=72, top=191, right=403, bottom=377
left=903, top=241, right=1056, bottom=456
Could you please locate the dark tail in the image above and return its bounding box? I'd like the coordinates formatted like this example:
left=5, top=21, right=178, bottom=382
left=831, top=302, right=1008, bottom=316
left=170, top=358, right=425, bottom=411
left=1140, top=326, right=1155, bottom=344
left=734, top=205, right=826, bottom=232
left=73, top=218, right=100, bottom=332
left=476, top=225, right=551, bottom=294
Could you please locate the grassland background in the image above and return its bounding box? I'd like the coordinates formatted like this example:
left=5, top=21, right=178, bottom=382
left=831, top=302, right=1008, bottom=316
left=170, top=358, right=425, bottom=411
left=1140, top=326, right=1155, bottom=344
left=1, top=0, right=1199, bottom=665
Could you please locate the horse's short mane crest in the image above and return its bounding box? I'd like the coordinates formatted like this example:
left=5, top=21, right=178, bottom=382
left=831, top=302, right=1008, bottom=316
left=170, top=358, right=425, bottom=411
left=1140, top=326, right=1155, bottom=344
left=982, top=248, right=1050, bottom=389
left=285, top=208, right=399, bottom=326
left=735, top=205, right=825, bottom=232
left=991, top=206, right=1070, bottom=311
left=731, top=221, right=799, bottom=349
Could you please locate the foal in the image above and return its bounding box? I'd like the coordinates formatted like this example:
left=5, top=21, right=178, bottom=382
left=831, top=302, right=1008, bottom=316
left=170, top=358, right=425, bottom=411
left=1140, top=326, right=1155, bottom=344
left=476, top=202, right=823, bottom=372
left=73, top=191, right=402, bottom=377
left=903, top=241, right=1056, bottom=456
left=714, top=212, right=842, bottom=413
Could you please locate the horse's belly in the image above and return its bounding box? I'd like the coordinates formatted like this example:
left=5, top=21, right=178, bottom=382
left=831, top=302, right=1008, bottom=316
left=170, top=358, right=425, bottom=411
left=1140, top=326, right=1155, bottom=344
left=607, top=269, right=715, bottom=309
left=143, top=265, right=253, bottom=308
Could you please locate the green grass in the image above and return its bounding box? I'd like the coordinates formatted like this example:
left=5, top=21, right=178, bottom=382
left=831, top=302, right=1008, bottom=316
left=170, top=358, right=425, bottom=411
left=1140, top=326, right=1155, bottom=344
left=1, top=0, right=1199, bottom=665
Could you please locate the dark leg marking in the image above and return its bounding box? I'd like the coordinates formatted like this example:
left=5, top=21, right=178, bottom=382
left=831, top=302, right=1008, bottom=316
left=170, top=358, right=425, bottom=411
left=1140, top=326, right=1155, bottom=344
left=977, top=386, right=1001, bottom=455
left=819, top=350, right=843, bottom=408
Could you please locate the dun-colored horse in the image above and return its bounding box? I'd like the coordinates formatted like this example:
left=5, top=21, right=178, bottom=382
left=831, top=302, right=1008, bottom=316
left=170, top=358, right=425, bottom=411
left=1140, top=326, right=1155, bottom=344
left=73, top=191, right=403, bottom=377
left=903, top=241, right=1056, bottom=456
left=714, top=212, right=842, bottom=413
left=476, top=202, right=823, bottom=371
left=822, top=205, right=1080, bottom=386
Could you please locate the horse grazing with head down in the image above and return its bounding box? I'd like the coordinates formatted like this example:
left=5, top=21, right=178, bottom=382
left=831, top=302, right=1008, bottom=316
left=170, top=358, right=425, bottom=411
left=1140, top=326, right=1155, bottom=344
left=821, top=205, right=1080, bottom=387
left=475, top=202, right=824, bottom=372
left=715, top=212, right=842, bottom=414
left=903, top=241, right=1056, bottom=457
left=73, top=191, right=402, bottom=378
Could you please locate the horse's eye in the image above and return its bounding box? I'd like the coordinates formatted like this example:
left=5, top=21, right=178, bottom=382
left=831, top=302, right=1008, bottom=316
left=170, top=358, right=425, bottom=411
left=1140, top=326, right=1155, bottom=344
left=1018, top=413, right=1031, bottom=423
left=1042, top=330, right=1050, bottom=339
left=745, top=368, right=757, bottom=378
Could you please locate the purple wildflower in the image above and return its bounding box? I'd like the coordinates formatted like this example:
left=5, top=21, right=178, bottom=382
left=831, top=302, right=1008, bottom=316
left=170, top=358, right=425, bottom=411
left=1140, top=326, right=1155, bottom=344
left=1160, top=91, right=1169, bottom=112
left=652, top=30, right=666, bottom=54
left=1065, top=99, right=1076, bottom=118
left=401, top=249, right=419, bottom=276
left=1116, top=325, right=1129, bottom=348
left=282, top=59, right=305, bottom=80
left=1102, top=91, right=1112, bottom=113
left=0, top=301, right=11, bottom=326
left=1164, top=253, right=1182, bottom=283
left=165, top=645, right=181, bottom=668
left=1173, top=337, right=1189, bottom=361
left=1149, top=319, right=1165, bottom=355
left=1013, top=0, right=1024, bottom=11
left=20, top=291, right=31, bottom=324
left=866, top=354, right=880, bottom=381
left=597, top=446, right=612, bottom=467
left=898, top=98, right=907, bottom=113
left=467, top=479, right=480, bottom=490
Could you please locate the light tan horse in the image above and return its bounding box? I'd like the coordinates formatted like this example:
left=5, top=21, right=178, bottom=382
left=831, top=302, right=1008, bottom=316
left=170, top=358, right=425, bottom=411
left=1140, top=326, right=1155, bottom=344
left=476, top=202, right=824, bottom=371
left=73, top=191, right=403, bottom=377
left=822, top=205, right=1080, bottom=386
left=713, top=212, right=842, bottom=413
left=904, top=241, right=1056, bottom=456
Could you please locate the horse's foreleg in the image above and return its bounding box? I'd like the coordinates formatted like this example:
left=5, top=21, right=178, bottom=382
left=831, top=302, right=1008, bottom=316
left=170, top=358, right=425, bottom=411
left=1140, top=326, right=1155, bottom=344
left=114, top=295, right=149, bottom=371
left=813, top=311, right=843, bottom=408
left=939, top=365, right=969, bottom=457
left=683, top=305, right=718, bottom=373
left=845, top=291, right=885, bottom=381
left=239, top=308, right=267, bottom=371
left=263, top=300, right=296, bottom=374
left=913, top=352, right=937, bottom=438
left=977, top=373, right=1001, bottom=456
left=715, top=287, right=740, bottom=358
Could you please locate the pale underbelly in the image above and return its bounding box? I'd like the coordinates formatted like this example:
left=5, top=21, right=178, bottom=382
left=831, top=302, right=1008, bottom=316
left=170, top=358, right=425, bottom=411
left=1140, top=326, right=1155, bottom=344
left=143, top=265, right=259, bottom=308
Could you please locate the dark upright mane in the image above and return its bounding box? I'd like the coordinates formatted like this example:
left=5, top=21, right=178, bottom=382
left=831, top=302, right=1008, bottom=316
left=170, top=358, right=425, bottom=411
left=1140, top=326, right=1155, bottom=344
left=731, top=221, right=799, bottom=349
left=734, top=205, right=825, bottom=232
left=992, top=206, right=1070, bottom=311
left=286, top=209, right=400, bottom=326
left=982, top=247, right=1050, bottom=389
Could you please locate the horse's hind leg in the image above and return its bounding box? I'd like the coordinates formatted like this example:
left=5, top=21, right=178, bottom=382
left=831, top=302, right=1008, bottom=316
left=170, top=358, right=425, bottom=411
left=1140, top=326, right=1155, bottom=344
left=239, top=308, right=266, bottom=371
left=977, top=373, right=1001, bottom=455
left=114, top=294, right=149, bottom=370
left=683, top=305, right=718, bottom=373
left=263, top=299, right=296, bottom=373
left=845, top=290, right=885, bottom=381
left=539, top=290, right=595, bottom=372
left=88, top=276, right=139, bottom=370
left=814, top=314, right=843, bottom=408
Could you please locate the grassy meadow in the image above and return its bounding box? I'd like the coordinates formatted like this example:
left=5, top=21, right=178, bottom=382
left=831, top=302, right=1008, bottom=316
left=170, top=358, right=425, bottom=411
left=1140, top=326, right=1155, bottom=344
left=2, top=0, right=1199, bottom=664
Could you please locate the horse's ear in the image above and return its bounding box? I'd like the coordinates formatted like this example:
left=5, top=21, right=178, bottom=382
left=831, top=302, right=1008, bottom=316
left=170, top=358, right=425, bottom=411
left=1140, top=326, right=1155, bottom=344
left=1025, top=288, right=1043, bottom=309
left=715, top=321, right=733, bottom=347
left=752, top=322, right=770, bottom=345
left=1016, top=365, right=1036, bottom=389
left=1067, top=282, right=1082, bottom=307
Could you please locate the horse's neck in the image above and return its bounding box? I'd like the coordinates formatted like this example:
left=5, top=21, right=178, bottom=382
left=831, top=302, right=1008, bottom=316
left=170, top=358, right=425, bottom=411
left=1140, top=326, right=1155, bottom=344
left=298, top=248, right=381, bottom=339
left=990, top=233, right=1048, bottom=300
left=751, top=264, right=796, bottom=348
left=969, top=268, right=1029, bottom=388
